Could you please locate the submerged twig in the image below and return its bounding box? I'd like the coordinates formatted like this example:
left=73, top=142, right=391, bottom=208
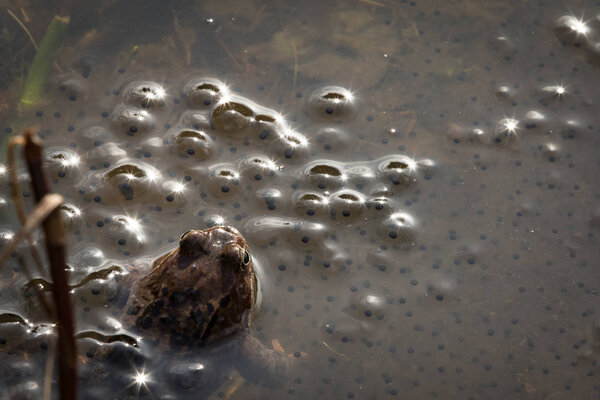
left=214, top=32, right=242, bottom=71
left=7, top=9, right=39, bottom=51
left=291, top=40, right=298, bottom=95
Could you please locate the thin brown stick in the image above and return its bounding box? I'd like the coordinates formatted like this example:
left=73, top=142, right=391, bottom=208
left=7, top=134, right=47, bottom=275
left=8, top=136, right=27, bottom=223
left=214, top=33, right=242, bottom=71
left=43, top=336, right=57, bottom=400
left=0, top=194, right=63, bottom=269
left=7, top=9, right=39, bottom=51
left=291, top=40, right=298, bottom=95
left=23, top=129, right=77, bottom=400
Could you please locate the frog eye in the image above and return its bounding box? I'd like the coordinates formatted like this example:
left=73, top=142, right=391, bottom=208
left=240, top=249, right=251, bottom=270
left=180, top=230, right=193, bottom=241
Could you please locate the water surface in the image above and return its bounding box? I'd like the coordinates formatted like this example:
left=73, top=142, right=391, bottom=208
left=0, top=1, right=599, bottom=399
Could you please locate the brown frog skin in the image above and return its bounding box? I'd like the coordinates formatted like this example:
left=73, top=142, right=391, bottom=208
left=116, top=226, right=291, bottom=396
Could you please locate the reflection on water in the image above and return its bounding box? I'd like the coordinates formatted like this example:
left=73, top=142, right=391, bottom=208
left=0, top=0, right=599, bottom=398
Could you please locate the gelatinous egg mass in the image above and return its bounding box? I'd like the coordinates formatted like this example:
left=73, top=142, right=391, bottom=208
left=0, top=2, right=598, bottom=400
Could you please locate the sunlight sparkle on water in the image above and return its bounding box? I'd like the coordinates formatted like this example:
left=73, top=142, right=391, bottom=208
left=144, top=86, right=166, bottom=101
left=279, top=128, right=309, bottom=148
left=63, top=205, right=82, bottom=219
left=1, top=231, right=14, bottom=241
left=128, top=366, right=152, bottom=395
left=137, top=110, right=150, bottom=121
left=498, top=117, right=520, bottom=135
left=168, top=180, right=187, bottom=194
left=118, top=215, right=146, bottom=242
left=543, top=84, right=567, bottom=97
left=567, top=16, right=590, bottom=35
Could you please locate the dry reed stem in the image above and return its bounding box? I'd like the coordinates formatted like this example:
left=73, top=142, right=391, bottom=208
left=23, top=128, right=77, bottom=400
left=0, top=193, right=63, bottom=267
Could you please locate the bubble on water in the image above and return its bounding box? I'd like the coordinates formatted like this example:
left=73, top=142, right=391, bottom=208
left=137, top=136, right=169, bottom=160
left=72, top=246, right=106, bottom=269
left=93, top=160, right=161, bottom=202
left=329, top=189, right=367, bottom=219
left=208, top=164, right=240, bottom=196
left=167, top=362, right=206, bottom=391
left=379, top=211, right=417, bottom=242
left=162, top=180, right=189, bottom=206
left=59, top=203, right=83, bottom=231
left=183, top=77, right=226, bottom=107
left=106, top=214, right=147, bottom=250
left=205, top=213, right=228, bottom=227
left=244, top=216, right=328, bottom=247
left=104, top=161, right=157, bottom=180
left=45, top=147, right=81, bottom=178
left=559, top=118, right=586, bottom=140
left=554, top=15, right=592, bottom=46
left=348, top=291, right=388, bottom=322
left=179, top=110, right=211, bottom=130
left=256, top=188, right=283, bottom=211
left=313, top=127, right=350, bottom=153
left=275, top=128, right=309, bottom=159
left=294, top=191, right=329, bottom=215
left=309, top=86, right=356, bottom=120
left=254, top=104, right=283, bottom=125
left=423, top=276, right=457, bottom=304
left=541, top=84, right=567, bottom=100
left=493, top=117, right=520, bottom=144
left=85, top=143, right=128, bottom=166
left=366, top=247, right=396, bottom=271
left=57, top=75, right=88, bottom=101
left=495, top=85, right=516, bottom=101
left=304, top=160, right=345, bottom=188
left=211, top=95, right=254, bottom=132
left=446, top=123, right=489, bottom=144
left=366, top=195, right=393, bottom=213
left=377, top=155, right=417, bottom=187
left=124, top=80, right=167, bottom=109
left=238, top=153, right=279, bottom=181
left=523, top=110, right=546, bottom=130
left=170, top=127, right=213, bottom=159
left=9, top=380, right=41, bottom=399
left=368, top=183, right=391, bottom=197
left=77, top=126, right=117, bottom=148
left=492, top=35, right=517, bottom=58
left=539, top=142, right=560, bottom=162
left=111, top=105, right=154, bottom=136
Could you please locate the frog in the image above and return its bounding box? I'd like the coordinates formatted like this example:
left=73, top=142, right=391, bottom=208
left=107, top=225, right=292, bottom=397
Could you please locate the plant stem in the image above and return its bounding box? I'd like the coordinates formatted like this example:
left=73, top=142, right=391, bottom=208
left=19, top=15, right=69, bottom=108
left=23, top=129, right=77, bottom=400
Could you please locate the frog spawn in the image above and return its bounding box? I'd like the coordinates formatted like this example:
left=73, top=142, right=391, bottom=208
left=55, top=76, right=423, bottom=259
left=4, top=74, right=449, bottom=398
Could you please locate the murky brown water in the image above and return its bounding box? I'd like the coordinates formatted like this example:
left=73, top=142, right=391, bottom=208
left=1, top=0, right=599, bottom=399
